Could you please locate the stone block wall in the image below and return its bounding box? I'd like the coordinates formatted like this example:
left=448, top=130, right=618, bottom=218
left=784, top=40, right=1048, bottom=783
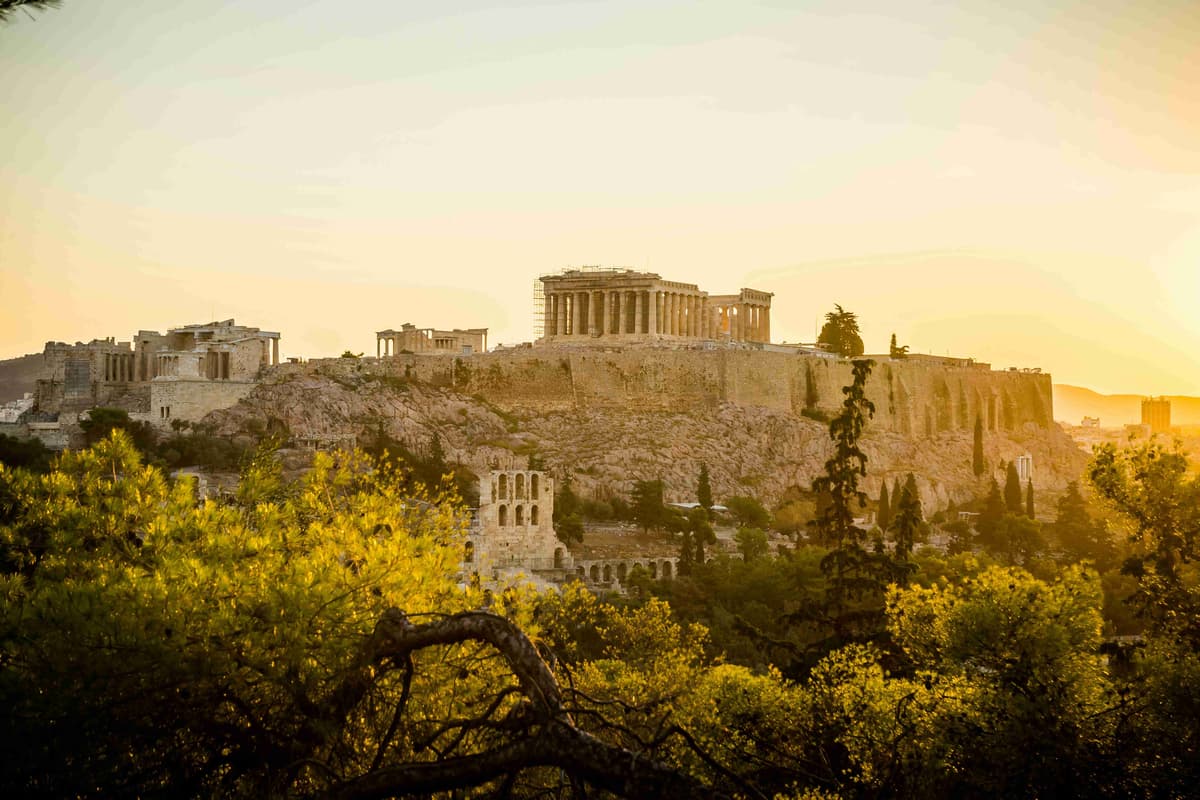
left=149, top=380, right=257, bottom=426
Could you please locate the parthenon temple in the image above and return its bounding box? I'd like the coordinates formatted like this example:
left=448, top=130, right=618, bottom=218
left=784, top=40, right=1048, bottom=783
left=539, top=269, right=773, bottom=344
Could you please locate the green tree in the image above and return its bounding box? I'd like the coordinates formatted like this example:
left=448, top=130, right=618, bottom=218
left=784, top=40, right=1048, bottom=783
left=1004, top=461, right=1023, bottom=514
left=976, top=478, right=1005, bottom=549
left=1052, top=481, right=1112, bottom=566
left=734, top=526, right=769, bottom=562
left=816, top=304, right=865, bottom=357
left=1025, top=477, right=1035, bottom=519
left=631, top=478, right=669, bottom=532
left=688, top=506, right=716, bottom=564
left=724, top=494, right=770, bottom=530
left=972, top=414, right=985, bottom=476
left=888, top=474, right=922, bottom=582
left=696, top=462, right=713, bottom=512
left=888, top=332, right=909, bottom=359
left=79, top=406, right=157, bottom=453
left=877, top=481, right=891, bottom=533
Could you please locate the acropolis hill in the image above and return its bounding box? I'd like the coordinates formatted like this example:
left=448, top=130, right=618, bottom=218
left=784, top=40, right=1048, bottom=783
left=203, top=346, right=1084, bottom=511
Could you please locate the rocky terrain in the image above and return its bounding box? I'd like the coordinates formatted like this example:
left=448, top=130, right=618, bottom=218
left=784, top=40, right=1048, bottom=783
left=205, top=356, right=1089, bottom=513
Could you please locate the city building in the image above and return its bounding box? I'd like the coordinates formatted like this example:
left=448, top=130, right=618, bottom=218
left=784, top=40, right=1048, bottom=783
left=1142, top=396, right=1171, bottom=434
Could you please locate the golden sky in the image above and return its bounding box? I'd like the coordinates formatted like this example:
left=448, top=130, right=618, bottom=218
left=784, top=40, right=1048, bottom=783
left=2, top=1, right=1199, bottom=394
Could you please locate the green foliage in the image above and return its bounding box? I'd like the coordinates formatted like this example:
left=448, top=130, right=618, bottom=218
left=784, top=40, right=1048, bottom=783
left=0, top=0, right=62, bottom=25
left=631, top=478, right=672, bottom=532
left=1004, top=461, right=1023, bottom=513
left=888, top=332, right=909, bottom=359
left=735, top=526, right=769, bottom=562
left=888, top=474, right=922, bottom=581
left=724, top=494, right=770, bottom=529
left=1053, top=480, right=1114, bottom=567
left=340, top=350, right=363, bottom=358
left=79, top=406, right=157, bottom=452
left=1026, top=477, right=1035, bottom=518
left=816, top=304, right=864, bottom=357
left=0, top=433, right=54, bottom=473
left=1089, top=439, right=1200, bottom=645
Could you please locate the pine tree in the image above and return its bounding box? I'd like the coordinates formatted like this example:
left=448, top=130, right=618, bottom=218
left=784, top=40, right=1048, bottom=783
left=696, top=463, right=713, bottom=512
left=877, top=481, right=891, bottom=532
left=972, top=415, right=985, bottom=476
left=1025, top=478, right=1035, bottom=519
left=1005, top=462, right=1023, bottom=514
left=889, top=473, right=923, bottom=583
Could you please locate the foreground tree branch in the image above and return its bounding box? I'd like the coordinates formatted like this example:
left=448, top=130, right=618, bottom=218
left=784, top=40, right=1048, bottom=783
left=319, top=609, right=724, bottom=799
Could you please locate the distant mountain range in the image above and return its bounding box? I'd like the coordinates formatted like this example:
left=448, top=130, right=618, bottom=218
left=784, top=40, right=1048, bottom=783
left=0, top=353, right=43, bottom=404
left=1054, top=385, right=1200, bottom=427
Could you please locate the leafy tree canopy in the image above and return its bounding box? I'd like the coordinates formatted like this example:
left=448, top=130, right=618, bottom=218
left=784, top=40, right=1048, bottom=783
left=816, top=304, right=865, bottom=357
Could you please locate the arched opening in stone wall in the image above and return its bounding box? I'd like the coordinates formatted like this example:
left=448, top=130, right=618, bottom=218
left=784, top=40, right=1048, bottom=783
left=491, top=481, right=497, bottom=502
left=616, top=563, right=627, bottom=583
left=590, top=565, right=600, bottom=582
left=464, top=541, right=474, bottom=563
left=577, top=566, right=586, bottom=579
left=531, top=474, right=539, bottom=499
left=603, top=565, right=612, bottom=583
left=516, top=473, right=526, bottom=500
left=662, top=561, right=673, bottom=579
left=633, top=562, right=642, bottom=574
left=499, top=474, right=508, bottom=499
left=498, top=505, right=508, bottom=527
left=515, top=505, right=525, bottom=526
left=554, top=548, right=564, bottom=569
left=530, top=505, right=539, bottom=525
left=650, top=563, right=658, bottom=579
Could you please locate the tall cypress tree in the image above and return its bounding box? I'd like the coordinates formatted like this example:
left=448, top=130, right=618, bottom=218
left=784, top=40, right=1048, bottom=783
left=696, top=463, right=713, bottom=512
left=1026, top=478, right=1035, bottom=519
left=890, top=473, right=923, bottom=583
left=1005, top=462, right=1023, bottom=514
left=972, top=415, right=985, bottom=476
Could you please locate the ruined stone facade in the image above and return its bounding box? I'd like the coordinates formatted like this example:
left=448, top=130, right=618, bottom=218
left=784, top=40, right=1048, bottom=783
left=34, top=320, right=280, bottom=428
left=377, top=324, right=488, bottom=356
left=539, top=269, right=772, bottom=344
left=466, top=469, right=569, bottom=583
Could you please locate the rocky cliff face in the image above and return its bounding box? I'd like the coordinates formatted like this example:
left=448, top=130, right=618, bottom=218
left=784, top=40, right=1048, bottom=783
left=204, top=350, right=1086, bottom=511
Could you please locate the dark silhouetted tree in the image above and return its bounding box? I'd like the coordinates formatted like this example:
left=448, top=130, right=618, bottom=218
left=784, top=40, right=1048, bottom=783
left=696, top=463, right=712, bottom=512
left=877, top=481, right=891, bottom=533
left=816, top=304, right=864, bottom=357
left=1005, top=462, right=1023, bottom=514
left=889, top=332, right=909, bottom=359
left=1026, top=478, right=1035, bottom=519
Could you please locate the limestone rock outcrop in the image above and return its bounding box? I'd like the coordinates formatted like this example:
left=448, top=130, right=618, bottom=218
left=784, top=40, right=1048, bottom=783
left=204, top=351, right=1087, bottom=511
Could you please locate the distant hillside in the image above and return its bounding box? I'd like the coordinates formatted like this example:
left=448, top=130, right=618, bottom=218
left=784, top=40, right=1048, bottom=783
left=0, top=353, right=43, bottom=403
left=1054, top=385, right=1200, bottom=426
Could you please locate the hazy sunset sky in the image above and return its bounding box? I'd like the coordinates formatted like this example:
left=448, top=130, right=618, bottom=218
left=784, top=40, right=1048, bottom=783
left=3, top=0, right=1198, bottom=394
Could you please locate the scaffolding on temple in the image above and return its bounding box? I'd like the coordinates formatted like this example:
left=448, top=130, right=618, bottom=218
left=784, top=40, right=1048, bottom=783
left=533, top=266, right=628, bottom=339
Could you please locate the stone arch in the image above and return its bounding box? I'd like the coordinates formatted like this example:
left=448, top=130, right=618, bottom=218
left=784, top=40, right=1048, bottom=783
left=589, top=564, right=600, bottom=582
left=499, top=473, right=508, bottom=499
left=464, top=541, right=474, bottom=563
left=491, top=480, right=497, bottom=502
left=577, top=565, right=586, bottom=579
left=603, top=564, right=612, bottom=582
left=498, top=504, right=508, bottom=526
left=616, top=563, right=627, bottom=583
left=531, top=473, right=539, bottom=499
left=650, top=562, right=658, bottom=579
left=633, top=562, right=642, bottom=573
left=516, top=505, right=525, bottom=526
left=554, top=547, right=564, bottom=569
left=530, top=505, right=539, bottom=525
left=661, top=561, right=673, bottom=579
left=516, top=473, right=526, bottom=500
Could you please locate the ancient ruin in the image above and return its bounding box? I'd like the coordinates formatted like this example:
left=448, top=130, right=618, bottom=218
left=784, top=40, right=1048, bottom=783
left=539, top=268, right=772, bottom=344
left=377, top=324, right=488, bottom=356
left=32, top=319, right=280, bottom=431
left=465, top=468, right=678, bottom=591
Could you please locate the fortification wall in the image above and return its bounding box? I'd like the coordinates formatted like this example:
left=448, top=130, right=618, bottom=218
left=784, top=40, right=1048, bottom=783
left=149, top=380, right=257, bottom=426
left=298, top=349, right=1052, bottom=436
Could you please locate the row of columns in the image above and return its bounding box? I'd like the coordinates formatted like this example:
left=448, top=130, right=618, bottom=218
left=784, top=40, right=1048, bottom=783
left=103, top=352, right=134, bottom=382
left=545, top=290, right=770, bottom=342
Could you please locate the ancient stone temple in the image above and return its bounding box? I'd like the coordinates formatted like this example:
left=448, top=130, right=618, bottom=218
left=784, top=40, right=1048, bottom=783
left=465, top=469, right=571, bottom=584
left=539, top=268, right=773, bottom=344
left=376, top=323, right=488, bottom=356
